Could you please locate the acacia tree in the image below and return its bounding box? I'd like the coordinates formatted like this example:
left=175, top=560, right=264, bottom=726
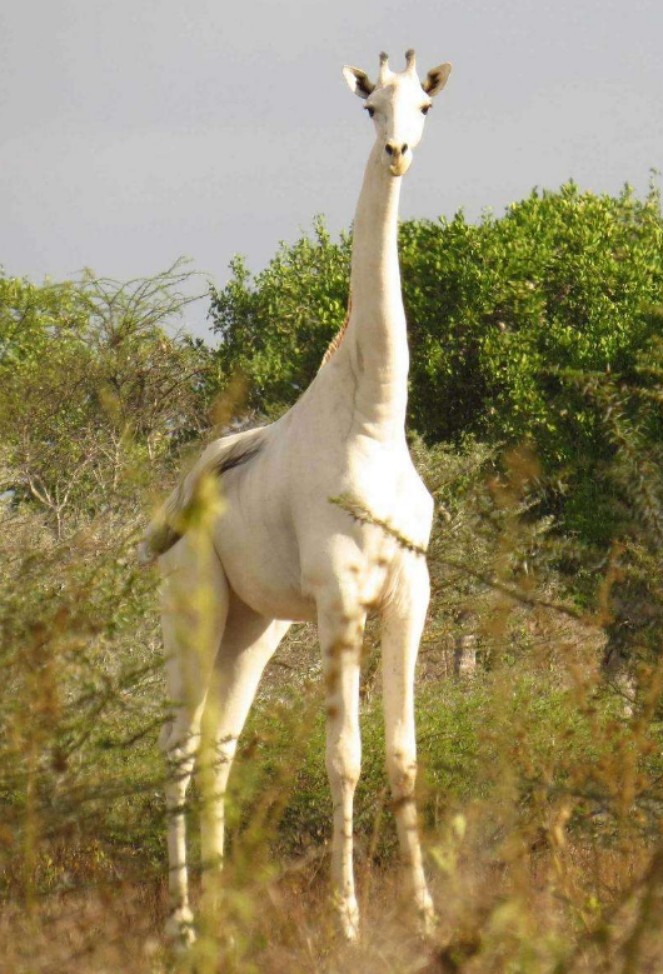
left=0, top=262, right=217, bottom=538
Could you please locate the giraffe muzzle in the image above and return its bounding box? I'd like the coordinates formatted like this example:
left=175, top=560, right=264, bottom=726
left=385, top=142, right=411, bottom=176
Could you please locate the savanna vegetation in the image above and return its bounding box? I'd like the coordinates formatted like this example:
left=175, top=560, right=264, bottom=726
left=1, top=182, right=663, bottom=973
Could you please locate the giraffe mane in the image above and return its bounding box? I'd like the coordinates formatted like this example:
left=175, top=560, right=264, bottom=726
left=319, top=296, right=352, bottom=370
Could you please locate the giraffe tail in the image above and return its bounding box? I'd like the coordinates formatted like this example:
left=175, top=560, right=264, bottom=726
left=138, top=425, right=268, bottom=564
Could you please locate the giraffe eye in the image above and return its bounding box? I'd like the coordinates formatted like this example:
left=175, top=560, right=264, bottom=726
left=364, top=105, right=375, bottom=118
left=421, top=104, right=431, bottom=115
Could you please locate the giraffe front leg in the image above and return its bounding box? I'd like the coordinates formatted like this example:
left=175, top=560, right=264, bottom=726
left=158, top=535, right=230, bottom=949
left=381, top=559, right=436, bottom=936
left=318, top=600, right=365, bottom=942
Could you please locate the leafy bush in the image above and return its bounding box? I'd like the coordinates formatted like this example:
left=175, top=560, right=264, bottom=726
left=0, top=264, right=220, bottom=901
left=209, top=219, right=351, bottom=415
left=209, top=183, right=663, bottom=543
left=0, top=262, right=217, bottom=533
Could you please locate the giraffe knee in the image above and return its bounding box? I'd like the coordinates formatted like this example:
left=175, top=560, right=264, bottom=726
left=160, top=720, right=200, bottom=799
left=386, top=748, right=417, bottom=801
left=327, top=757, right=361, bottom=793
left=326, top=739, right=361, bottom=793
left=342, top=763, right=361, bottom=792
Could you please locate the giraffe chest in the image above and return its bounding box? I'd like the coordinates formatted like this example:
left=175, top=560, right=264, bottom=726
left=288, top=427, right=434, bottom=552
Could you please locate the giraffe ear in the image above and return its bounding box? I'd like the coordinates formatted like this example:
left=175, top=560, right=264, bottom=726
left=342, top=65, right=375, bottom=100
left=423, top=62, right=452, bottom=97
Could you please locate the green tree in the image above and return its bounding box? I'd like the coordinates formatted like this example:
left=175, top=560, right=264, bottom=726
left=209, top=183, right=663, bottom=543
left=209, top=218, right=351, bottom=416
left=0, top=262, right=217, bottom=537
left=210, top=184, right=663, bottom=453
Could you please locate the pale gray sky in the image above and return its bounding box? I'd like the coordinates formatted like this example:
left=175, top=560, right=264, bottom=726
left=1, top=0, right=662, bottom=336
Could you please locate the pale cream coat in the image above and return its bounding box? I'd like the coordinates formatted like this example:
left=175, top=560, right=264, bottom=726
left=146, top=50, right=452, bottom=944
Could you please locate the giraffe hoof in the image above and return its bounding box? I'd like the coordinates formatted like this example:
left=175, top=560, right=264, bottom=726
left=165, top=906, right=196, bottom=950
left=335, top=896, right=359, bottom=944
left=338, top=896, right=360, bottom=942
left=417, top=895, right=438, bottom=939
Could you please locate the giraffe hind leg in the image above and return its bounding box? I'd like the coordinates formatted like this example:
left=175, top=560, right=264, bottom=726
left=198, top=598, right=291, bottom=913
left=158, top=536, right=230, bottom=946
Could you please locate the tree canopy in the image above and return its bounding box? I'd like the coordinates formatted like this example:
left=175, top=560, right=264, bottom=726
left=209, top=181, right=663, bottom=543
left=211, top=183, right=663, bottom=455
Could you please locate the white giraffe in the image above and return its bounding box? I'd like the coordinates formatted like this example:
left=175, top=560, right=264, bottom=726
left=142, top=49, right=452, bottom=943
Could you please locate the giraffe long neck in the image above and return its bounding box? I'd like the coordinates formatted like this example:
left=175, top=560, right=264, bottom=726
left=345, top=141, right=409, bottom=435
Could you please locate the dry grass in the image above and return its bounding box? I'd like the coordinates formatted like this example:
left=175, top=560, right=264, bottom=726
left=3, top=532, right=663, bottom=973
left=2, top=837, right=663, bottom=974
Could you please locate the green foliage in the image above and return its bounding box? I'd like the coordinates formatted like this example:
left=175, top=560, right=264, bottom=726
left=0, top=519, right=166, bottom=893
left=210, top=183, right=663, bottom=544
left=0, top=273, right=88, bottom=367
left=407, top=182, right=663, bottom=454
left=577, top=327, right=663, bottom=658
left=0, top=264, right=221, bottom=902
left=0, top=262, right=218, bottom=535
left=209, top=218, right=351, bottom=415
left=210, top=185, right=663, bottom=453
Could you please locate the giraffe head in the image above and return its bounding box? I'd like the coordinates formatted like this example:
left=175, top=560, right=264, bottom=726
left=343, top=50, right=452, bottom=177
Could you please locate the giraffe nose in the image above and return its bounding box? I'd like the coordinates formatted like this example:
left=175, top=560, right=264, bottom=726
left=385, top=141, right=409, bottom=159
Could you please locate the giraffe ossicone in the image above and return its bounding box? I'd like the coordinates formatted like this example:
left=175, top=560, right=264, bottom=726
left=143, top=49, right=452, bottom=945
